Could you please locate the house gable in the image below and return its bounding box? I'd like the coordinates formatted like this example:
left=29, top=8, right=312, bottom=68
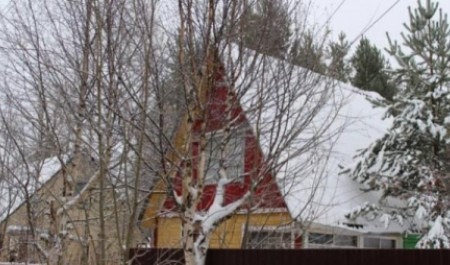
left=140, top=45, right=415, bottom=251
left=0, top=153, right=100, bottom=263
left=159, top=61, right=288, bottom=213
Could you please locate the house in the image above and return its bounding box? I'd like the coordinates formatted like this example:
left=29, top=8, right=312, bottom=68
left=139, top=46, right=420, bottom=250
left=0, top=153, right=93, bottom=263
left=0, top=150, right=145, bottom=264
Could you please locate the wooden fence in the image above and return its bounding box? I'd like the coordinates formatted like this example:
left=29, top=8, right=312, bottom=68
left=0, top=263, right=42, bottom=265
left=129, top=248, right=450, bottom=265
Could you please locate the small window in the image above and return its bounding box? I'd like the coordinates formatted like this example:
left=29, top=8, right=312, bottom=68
left=308, top=233, right=358, bottom=248
left=335, top=235, right=358, bottom=247
left=7, top=230, right=39, bottom=263
left=245, top=230, right=292, bottom=249
left=309, top=233, right=333, bottom=245
left=204, top=130, right=244, bottom=183
left=75, top=181, right=87, bottom=194
left=363, top=237, right=396, bottom=249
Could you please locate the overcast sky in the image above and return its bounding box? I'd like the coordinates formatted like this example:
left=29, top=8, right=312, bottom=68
left=312, top=0, right=450, bottom=52
left=0, top=0, right=449, bottom=57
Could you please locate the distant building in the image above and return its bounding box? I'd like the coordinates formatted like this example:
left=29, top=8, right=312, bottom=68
left=0, top=152, right=145, bottom=264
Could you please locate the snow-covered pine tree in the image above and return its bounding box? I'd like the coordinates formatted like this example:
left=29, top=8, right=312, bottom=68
left=346, top=0, right=450, bottom=248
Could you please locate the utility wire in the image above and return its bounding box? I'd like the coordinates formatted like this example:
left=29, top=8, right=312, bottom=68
left=317, top=0, right=348, bottom=33
left=358, top=2, right=383, bottom=38
left=349, top=0, right=401, bottom=46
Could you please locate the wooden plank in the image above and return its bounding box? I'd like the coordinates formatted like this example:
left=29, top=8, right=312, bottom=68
left=130, top=248, right=450, bottom=265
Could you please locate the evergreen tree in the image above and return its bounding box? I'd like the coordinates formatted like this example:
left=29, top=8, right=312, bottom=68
left=350, top=37, right=395, bottom=100
left=239, top=0, right=291, bottom=58
left=289, top=30, right=327, bottom=74
left=327, top=32, right=351, bottom=82
left=347, top=0, right=450, bottom=248
left=238, top=1, right=328, bottom=74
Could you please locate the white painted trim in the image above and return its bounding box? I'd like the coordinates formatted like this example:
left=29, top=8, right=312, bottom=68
left=304, top=222, right=365, bottom=236
left=304, top=231, right=359, bottom=249
left=236, top=208, right=289, bottom=215
left=361, top=235, right=402, bottom=249
left=246, top=225, right=293, bottom=232
left=159, top=207, right=288, bottom=218
left=6, top=225, right=49, bottom=236
left=240, top=224, right=296, bottom=249
left=303, top=229, right=402, bottom=249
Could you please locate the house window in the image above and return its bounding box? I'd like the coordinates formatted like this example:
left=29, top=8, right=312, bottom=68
left=7, top=227, right=40, bottom=263
left=308, top=233, right=358, bottom=248
left=363, top=237, right=396, bottom=249
left=204, top=130, right=244, bottom=183
left=245, top=230, right=292, bottom=249
left=75, top=181, right=87, bottom=194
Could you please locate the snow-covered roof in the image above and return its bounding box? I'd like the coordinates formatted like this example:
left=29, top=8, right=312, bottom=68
left=149, top=2, right=406, bottom=234
left=277, top=86, right=399, bottom=231
left=220, top=45, right=407, bottom=234
left=0, top=156, right=68, bottom=222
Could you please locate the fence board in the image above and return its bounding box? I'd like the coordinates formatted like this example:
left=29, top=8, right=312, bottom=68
left=129, top=248, right=450, bottom=265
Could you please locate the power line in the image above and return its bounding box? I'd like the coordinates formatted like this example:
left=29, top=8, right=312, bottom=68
left=318, top=0, right=348, bottom=33
left=358, top=1, right=383, bottom=38
left=349, top=0, right=401, bottom=46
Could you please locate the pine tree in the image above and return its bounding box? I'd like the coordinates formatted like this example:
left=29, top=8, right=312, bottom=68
left=239, top=0, right=291, bottom=58
left=350, top=37, right=395, bottom=100
left=289, top=30, right=327, bottom=74
left=238, top=1, right=329, bottom=74
left=347, top=0, right=450, bottom=248
left=327, top=32, right=351, bottom=82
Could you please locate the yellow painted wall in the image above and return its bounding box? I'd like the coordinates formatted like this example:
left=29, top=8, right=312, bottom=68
left=0, top=154, right=144, bottom=265
left=141, top=189, right=166, bottom=229
left=155, top=211, right=293, bottom=248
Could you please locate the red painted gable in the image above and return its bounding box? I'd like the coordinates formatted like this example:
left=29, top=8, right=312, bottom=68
left=162, top=64, right=287, bottom=213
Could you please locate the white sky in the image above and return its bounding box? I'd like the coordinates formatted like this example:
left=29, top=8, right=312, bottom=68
left=0, top=0, right=449, bottom=57
left=312, top=0, right=450, bottom=53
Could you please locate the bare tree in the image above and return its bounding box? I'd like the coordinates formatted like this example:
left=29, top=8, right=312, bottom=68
left=0, top=0, right=160, bottom=264
left=0, top=1, right=345, bottom=265
left=138, top=1, right=345, bottom=265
